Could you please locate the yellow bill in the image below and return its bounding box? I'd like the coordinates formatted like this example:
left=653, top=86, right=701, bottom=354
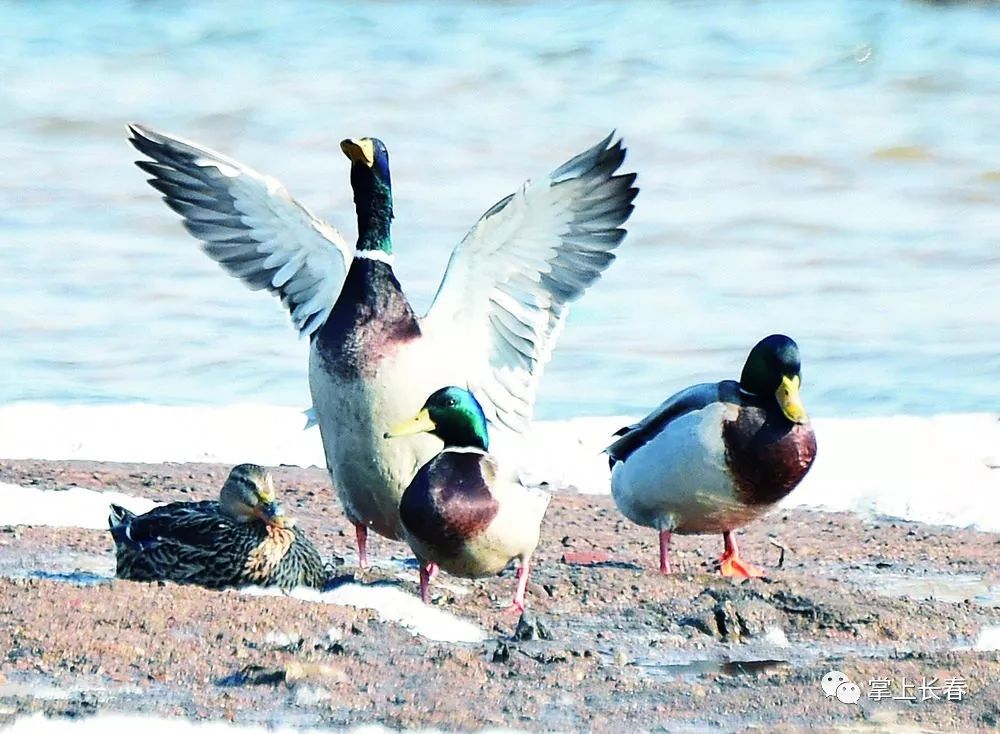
left=775, top=374, right=808, bottom=424
left=256, top=500, right=287, bottom=528
left=384, top=408, right=436, bottom=439
left=340, top=138, right=375, bottom=167
left=258, top=473, right=276, bottom=504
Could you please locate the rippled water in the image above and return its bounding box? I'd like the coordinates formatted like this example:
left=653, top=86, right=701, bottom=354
left=2, top=1, right=998, bottom=419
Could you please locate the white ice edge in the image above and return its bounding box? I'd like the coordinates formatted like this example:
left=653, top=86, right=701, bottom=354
left=972, top=625, right=1000, bottom=652
left=951, top=625, right=1000, bottom=653
left=0, top=403, right=998, bottom=532
left=515, top=412, right=1000, bottom=534
left=0, top=482, right=159, bottom=529
left=241, top=585, right=487, bottom=644
left=2, top=714, right=305, bottom=734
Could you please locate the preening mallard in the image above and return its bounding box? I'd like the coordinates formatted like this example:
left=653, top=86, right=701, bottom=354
left=385, top=387, right=550, bottom=611
left=606, top=335, right=817, bottom=578
left=109, top=464, right=326, bottom=590
left=129, top=125, right=636, bottom=567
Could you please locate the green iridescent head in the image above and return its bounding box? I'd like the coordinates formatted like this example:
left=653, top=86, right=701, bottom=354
left=739, top=334, right=808, bottom=424
left=340, top=137, right=393, bottom=254
left=383, top=386, right=490, bottom=451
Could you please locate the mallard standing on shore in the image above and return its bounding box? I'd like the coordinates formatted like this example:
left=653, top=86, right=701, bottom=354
left=606, top=335, right=817, bottom=578
left=385, top=387, right=549, bottom=611
left=129, top=126, right=636, bottom=567
left=109, top=464, right=326, bottom=590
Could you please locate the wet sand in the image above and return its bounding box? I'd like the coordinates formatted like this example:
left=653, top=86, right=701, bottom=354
left=1, top=459, right=999, bottom=732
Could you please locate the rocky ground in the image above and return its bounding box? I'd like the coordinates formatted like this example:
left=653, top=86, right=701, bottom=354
left=1, top=459, right=999, bottom=732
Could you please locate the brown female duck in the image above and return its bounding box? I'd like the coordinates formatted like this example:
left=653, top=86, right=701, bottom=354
left=109, top=464, right=326, bottom=590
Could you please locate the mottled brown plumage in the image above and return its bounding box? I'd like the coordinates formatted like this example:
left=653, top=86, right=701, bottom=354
left=109, top=464, right=327, bottom=590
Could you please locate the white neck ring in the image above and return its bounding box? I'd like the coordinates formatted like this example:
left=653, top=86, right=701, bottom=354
left=355, top=250, right=395, bottom=265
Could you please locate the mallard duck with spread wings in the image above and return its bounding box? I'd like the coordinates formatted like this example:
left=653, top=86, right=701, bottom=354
left=129, top=126, right=636, bottom=566
left=606, top=335, right=817, bottom=578
left=385, top=386, right=549, bottom=611
left=109, top=464, right=326, bottom=589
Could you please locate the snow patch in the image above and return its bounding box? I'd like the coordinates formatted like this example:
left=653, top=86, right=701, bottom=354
left=761, top=627, right=790, bottom=648
left=241, top=585, right=487, bottom=644
left=973, top=625, right=1000, bottom=652
left=786, top=414, right=1000, bottom=531
left=2, top=403, right=999, bottom=532
left=0, top=482, right=158, bottom=530
left=0, top=402, right=324, bottom=468
left=519, top=412, right=1000, bottom=532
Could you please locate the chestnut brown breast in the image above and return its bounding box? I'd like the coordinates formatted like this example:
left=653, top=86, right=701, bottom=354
left=722, top=402, right=817, bottom=506
left=400, top=451, right=500, bottom=558
left=314, top=259, right=420, bottom=379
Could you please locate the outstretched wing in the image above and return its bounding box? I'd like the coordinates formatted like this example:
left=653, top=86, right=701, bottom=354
left=421, top=133, right=637, bottom=433
left=128, top=124, right=353, bottom=337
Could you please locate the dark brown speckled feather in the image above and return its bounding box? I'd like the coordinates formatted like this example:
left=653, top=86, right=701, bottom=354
left=109, top=502, right=327, bottom=590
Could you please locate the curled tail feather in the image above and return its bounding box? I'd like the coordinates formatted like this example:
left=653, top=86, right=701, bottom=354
left=107, top=504, right=156, bottom=548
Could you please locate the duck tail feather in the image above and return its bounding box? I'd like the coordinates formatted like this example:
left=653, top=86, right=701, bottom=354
left=108, top=505, right=159, bottom=549
left=108, top=504, right=134, bottom=532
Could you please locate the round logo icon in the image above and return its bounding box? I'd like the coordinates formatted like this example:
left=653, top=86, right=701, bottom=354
left=836, top=681, right=862, bottom=705
left=822, top=670, right=849, bottom=698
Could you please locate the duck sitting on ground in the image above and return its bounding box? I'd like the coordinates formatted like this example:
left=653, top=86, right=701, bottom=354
left=109, top=464, right=326, bottom=590
left=384, top=387, right=550, bottom=611
left=605, top=335, right=817, bottom=578
left=128, top=125, right=635, bottom=569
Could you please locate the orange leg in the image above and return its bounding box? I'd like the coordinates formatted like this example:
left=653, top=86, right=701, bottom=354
left=354, top=523, right=368, bottom=569
left=719, top=530, right=764, bottom=579
left=659, top=529, right=672, bottom=574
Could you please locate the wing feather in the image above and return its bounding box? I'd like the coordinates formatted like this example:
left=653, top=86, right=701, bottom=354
left=128, top=124, right=353, bottom=337
left=423, top=134, right=637, bottom=432
left=605, top=383, right=730, bottom=465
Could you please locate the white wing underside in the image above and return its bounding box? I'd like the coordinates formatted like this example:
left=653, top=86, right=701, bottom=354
left=422, top=133, right=637, bottom=434
left=128, top=124, right=353, bottom=337
left=131, top=125, right=637, bottom=436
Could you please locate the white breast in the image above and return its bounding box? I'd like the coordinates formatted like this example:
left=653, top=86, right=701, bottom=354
left=610, top=403, right=766, bottom=534
left=307, top=336, right=461, bottom=539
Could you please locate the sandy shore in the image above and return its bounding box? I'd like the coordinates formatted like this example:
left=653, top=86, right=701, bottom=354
left=1, top=458, right=999, bottom=732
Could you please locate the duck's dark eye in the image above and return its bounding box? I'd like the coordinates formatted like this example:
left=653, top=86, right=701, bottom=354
left=446, top=399, right=456, bottom=407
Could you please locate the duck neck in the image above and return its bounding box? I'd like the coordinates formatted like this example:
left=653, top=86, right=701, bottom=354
left=436, top=416, right=490, bottom=453
left=352, top=167, right=393, bottom=254
left=441, top=432, right=489, bottom=453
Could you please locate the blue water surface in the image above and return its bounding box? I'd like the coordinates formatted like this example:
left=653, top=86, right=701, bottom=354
left=1, top=1, right=998, bottom=419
